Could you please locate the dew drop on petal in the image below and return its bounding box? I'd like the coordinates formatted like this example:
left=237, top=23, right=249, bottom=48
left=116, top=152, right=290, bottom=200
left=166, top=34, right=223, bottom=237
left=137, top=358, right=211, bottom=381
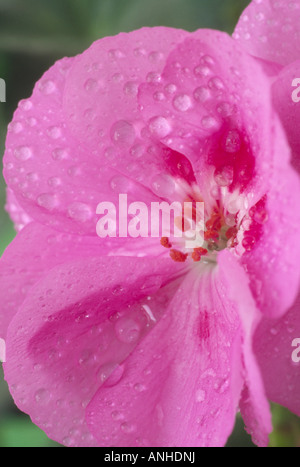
left=14, top=146, right=32, bottom=161
left=37, top=193, right=59, bottom=210
left=214, top=166, right=234, bottom=187
left=115, top=317, right=141, bottom=344
left=67, top=202, right=93, bottom=222
left=111, top=120, right=136, bottom=145
left=39, top=80, right=56, bottom=95
left=151, top=174, right=176, bottom=197
left=148, top=116, right=171, bottom=138
left=97, top=363, right=124, bottom=387
left=173, top=94, right=192, bottom=112
left=34, top=388, right=50, bottom=404
left=84, top=78, right=99, bottom=93
left=193, top=86, right=211, bottom=103
left=195, top=389, right=206, bottom=402
left=123, top=81, right=138, bottom=97
left=223, top=129, right=241, bottom=153
left=121, top=422, right=136, bottom=434
left=201, top=116, right=218, bottom=129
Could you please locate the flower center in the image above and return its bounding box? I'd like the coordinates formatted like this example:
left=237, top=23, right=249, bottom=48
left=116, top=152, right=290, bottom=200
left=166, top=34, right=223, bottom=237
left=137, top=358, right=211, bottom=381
left=160, top=178, right=268, bottom=264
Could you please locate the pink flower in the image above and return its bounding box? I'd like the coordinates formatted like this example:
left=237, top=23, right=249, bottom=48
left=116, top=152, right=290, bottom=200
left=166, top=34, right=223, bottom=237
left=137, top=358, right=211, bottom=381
left=1, top=14, right=300, bottom=446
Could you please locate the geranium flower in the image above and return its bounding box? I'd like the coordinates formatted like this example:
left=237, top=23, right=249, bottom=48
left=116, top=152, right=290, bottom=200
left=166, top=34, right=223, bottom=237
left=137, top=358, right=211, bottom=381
left=1, top=10, right=300, bottom=447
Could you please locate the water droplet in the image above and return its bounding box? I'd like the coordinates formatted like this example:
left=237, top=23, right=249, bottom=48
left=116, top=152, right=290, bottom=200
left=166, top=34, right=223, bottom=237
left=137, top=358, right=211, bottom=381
left=214, top=166, right=234, bottom=187
left=223, top=130, right=241, bottom=153
left=19, top=100, right=33, bottom=111
left=52, top=148, right=69, bottom=161
left=37, top=193, right=59, bottom=210
left=130, top=144, right=144, bottom=158
left=123, top=81, right=138, bottom=96
left=173, top=94, right=192, bottom=112
left=111, top=410, right=124, bottom=421
left=112, top=73, right=123, bottom=83
left=47, top=126, right=62, bottom=140
left=208, top=77, right=224, bottom=90
left=14, top=146, right=32, bottom=161
left=151, top=174, right=175, bottom=197
left=149, top=51, right=164, bottom=62
left=201, top=116, right=218, bottom=129
left=164, top=83, right=177, bottom=94
left=256, top=12, right=265, bottom=21
left=195, top=389, right=206, bottom=402
left=121, top=422, right=136, bottom=434
left=115, top=317, right=141, bottom=344
left=201, top=55, right=215, bottom=66
left=148, top=116, right=171, bottom=138
left=242, top=234, right=256, bottom=251
left=153, top=91, right=165, bottom=101
left=193, top=86, right=210, bottom=103
left=146, top=72, right=161, bottom=83
left=68, top=202, right=93, bottom=222
left=34, top=388, right=50, bottom=404
left=194, top=65, right=211, bottom=77
left=108, top=49, right=125, bottom=60
left=84, top=78, right=99, bottom=93
left=97, top=363, right=124, bottom=387
left=39, top=80, right=56, bottom=95
left=8, top=121, right=23, bottom=134
left=134, top=383, right=146, bottom=392
left=217, top=102, right=233, bottom=117
left=48, top=177, right=61, bottom=187
left=111, top=120, right=136, bottom=145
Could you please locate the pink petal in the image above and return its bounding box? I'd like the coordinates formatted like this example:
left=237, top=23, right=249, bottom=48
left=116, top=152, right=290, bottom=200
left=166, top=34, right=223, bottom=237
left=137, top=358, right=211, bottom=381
left=3, top=54, right=162, bottom=235
left=0, top=222, right=162, bottom=340
left=0, top=222, right=99, bottom=339
left=241, top=119, right=300, bottom=319
left=219, top=250, right=272, bottom=447
left=86, top=264, right=245, bottom=447
left=233, top=0, right=300, bottom=67
left=272, top=60, right=300, bottom=174
left=4, top=255, right=184, bottom=447
left=254, top=289, right=300, bottom=417
left=5, top=188, right=32, bottom=232
left=63, top=27, right=194, bottom=192
left=138, top=30, right=274, bottom=197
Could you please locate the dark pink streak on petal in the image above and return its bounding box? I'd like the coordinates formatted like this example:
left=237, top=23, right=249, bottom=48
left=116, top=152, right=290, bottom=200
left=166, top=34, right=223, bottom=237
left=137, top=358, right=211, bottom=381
left=4, top=256, right=185, bottom=447
left=86, top=264, right=244, bottom=447
left=219, top=250, right=272, bottom=447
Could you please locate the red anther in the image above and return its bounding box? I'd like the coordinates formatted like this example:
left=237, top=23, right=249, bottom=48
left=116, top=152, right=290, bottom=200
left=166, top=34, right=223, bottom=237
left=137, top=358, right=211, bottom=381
left=206, top=213, right=222, bottom=231
left=204, top=229, right=219, bottom=241
left=192, top=250, right=201, bottom=262
left=225, top=226, right=238, bottom=240
left=160, top=237, right=172, bottom=249
left=194, top=247, right=208, bottom=256
left=192, top=247, right=208, bottom=262
left=170, top=249, right=188, bottom=263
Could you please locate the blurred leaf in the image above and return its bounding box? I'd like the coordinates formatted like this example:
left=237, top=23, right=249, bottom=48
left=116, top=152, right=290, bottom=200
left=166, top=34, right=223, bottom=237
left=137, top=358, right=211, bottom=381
left=0, top=416, right=61, bottom=447
left=226, top=414, right=255, bottom=447
left=0, top=0, right=251, bottom=57
left=269, top=404, right=300, bottom=447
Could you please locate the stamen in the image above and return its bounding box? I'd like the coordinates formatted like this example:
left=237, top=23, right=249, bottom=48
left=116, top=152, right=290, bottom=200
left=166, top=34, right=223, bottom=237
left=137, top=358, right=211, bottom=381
left=204, top=229, right=219, bottom=241
left=192, top=247, right=208, bottom=262
left=160, top=237, right=172, bottom=249
left=170, top=249, right=188, bottom=263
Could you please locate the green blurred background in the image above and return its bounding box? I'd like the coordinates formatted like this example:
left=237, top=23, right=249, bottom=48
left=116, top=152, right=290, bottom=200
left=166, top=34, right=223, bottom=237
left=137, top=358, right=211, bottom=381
left=0, top=0, right=299, bottom=448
